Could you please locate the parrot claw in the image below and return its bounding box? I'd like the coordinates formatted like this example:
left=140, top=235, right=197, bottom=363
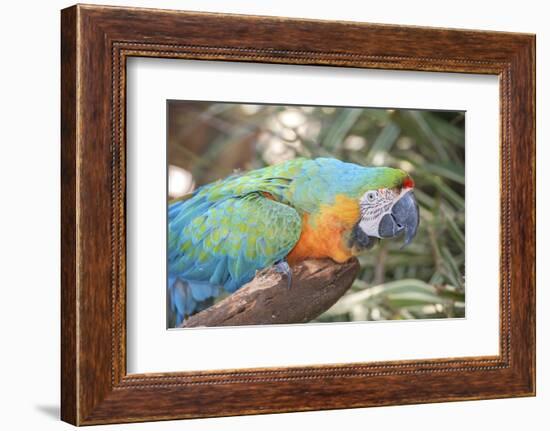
left=274, top=261, right=292, bottom=289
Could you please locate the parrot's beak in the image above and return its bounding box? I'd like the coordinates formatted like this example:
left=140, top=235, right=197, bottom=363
left=378, top=191, right=419, bottom=247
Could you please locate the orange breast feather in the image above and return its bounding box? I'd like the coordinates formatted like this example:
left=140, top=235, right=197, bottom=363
left=287, top=195, right=360, bottom=264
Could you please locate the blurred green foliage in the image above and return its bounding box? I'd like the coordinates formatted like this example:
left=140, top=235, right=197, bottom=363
left=168, top=101, right=465, bottom=322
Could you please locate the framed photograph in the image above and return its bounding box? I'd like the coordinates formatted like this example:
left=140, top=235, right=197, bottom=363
left=61, top=4, right=535, bottom=425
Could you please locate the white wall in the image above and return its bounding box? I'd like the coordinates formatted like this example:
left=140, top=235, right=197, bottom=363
left=0, top=0, right=546, bottom=429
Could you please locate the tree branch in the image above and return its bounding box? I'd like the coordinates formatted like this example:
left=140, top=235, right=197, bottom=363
left=182, top=258, right=360, bottom=328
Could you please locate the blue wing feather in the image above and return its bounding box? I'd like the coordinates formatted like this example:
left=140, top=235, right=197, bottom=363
left=168, top=190, right=301, bottom=326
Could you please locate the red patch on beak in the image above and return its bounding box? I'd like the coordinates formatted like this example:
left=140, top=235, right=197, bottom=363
left=403, top=177, right=415, bottom=189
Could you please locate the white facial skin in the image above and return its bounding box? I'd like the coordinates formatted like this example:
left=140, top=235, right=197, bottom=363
left=358, top=187, right=410, bottom=237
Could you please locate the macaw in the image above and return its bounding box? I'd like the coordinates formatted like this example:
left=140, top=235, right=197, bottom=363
left=168, top=157, right=419, bottom=326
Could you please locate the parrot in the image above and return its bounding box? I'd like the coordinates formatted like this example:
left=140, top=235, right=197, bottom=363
left=168, top=157, right=419, bottom=326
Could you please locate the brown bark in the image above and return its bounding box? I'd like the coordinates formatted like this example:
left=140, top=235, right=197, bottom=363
left=182, top=258, right=360, bottom=328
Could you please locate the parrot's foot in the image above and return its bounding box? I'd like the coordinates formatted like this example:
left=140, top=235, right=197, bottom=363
left=274, top=260, right=292, bottom=289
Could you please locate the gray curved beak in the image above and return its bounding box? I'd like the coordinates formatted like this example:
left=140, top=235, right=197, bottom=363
left=378, top=191, right=419, bottom=247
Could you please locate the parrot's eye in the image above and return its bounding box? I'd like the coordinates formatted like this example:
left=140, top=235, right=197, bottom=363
left=366, top=191, right=378, bottom=203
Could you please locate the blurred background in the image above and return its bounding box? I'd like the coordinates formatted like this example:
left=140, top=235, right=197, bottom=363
left=168, top=100, right=465, bottom=323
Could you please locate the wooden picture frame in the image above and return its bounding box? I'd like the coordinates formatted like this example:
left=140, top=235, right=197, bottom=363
left=61, top=4, right=535, bottom=425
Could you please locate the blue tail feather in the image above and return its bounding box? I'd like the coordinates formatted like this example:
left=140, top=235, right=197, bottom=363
left=168, top=276, right=221, bottom=326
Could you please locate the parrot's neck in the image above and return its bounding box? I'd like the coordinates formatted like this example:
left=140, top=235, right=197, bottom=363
left=287, top=194, right=360, bottom=265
